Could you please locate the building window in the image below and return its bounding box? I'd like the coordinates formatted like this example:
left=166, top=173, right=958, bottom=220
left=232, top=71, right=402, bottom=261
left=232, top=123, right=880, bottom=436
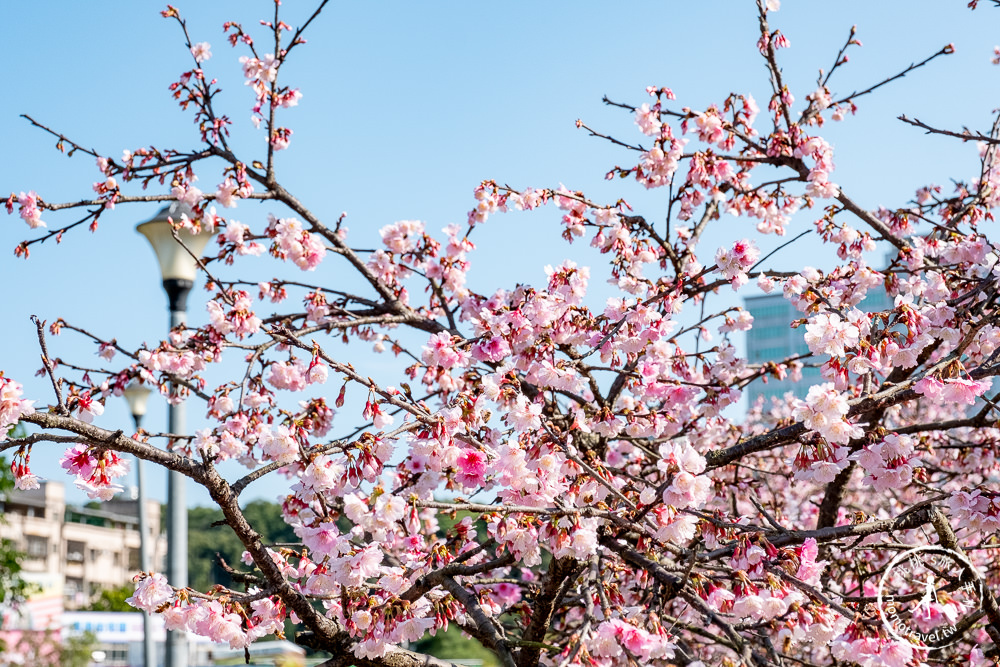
left=102, top=645, right=129, bottom=666
left=128, top=548, right=141, bottom=570
left=26, top=535, right=48, bottom=560
left=747, top=304, right=792, bottom=319
left=67, top=541, right=86, bottom=563
left=750, top=345, right=797, bottom=362
left=90, top=548, right=99, bottom=562
left=751, top=325, right=792, bottom=340
left=65, top=577, right=84, bottom=598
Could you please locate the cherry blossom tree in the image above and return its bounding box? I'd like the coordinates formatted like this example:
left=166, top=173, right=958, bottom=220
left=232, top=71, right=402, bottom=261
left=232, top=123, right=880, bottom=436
left=5, top=2, right=1000, bottom=666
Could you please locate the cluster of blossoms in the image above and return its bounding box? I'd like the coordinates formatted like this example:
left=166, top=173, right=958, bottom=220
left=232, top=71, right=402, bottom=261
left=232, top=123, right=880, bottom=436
left=804, top=311, right=864, bottom=358
left=128, top=572, right=285, bottom=650
left=421, top=332, right=470, bottom=371
left=60, top=444, right=130, bottom=500
left=715, top=238, right=760, bottom=289
left=214, top=173, right=252, bottom=208
left=656, top=439, right=711, bottom=510
left=267, top=215, right=326, bottom=271
left=914, top=374, right=993, bottom=406
left=365, top=218, right=479, bottom=310
left=138, top=331, right=210, bottom=382
left=636, top=131, right=687, bottom=190
left=233, top=38, right=301, bottom=137
left=589, top=618, right=676, bottom=664
left=367, top=219, right=429, bottom=289
left=947, top=489, right=1000, bottom=535
left=240, top=54, right=278, bottom=86
left=795, top=134, right=839, bottom=199
left=829, top=628, right=922, bottom=667
left=219, top=219, right=266, bottom=257
left=0, top=376, right=34, bottom=437
left=207, top=290, right=263, bottom=339
left=793, top=382, right=863, bottom=446
left=9, top=446, right=41, bottom=491
left=852, top=433, right=915, bottom=492
left=266, top=356, right=328, bottom=392
left=11, top=191, right=45, bottom=229
left=170, top=176, right=203, bottom=204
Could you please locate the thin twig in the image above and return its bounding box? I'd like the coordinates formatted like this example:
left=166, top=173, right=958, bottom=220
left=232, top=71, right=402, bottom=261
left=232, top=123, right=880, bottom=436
left=31, top=316, right=68, bottom=415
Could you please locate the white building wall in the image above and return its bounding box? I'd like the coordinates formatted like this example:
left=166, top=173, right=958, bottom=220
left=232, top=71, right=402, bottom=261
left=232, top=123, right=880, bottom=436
left=0, top=481, right=166, bottom=615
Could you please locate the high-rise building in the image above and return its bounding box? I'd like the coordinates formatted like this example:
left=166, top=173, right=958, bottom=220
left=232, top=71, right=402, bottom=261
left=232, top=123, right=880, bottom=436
left=744, top=288, right=893, bottom=407
left=744, top=293, right=818, bottom=407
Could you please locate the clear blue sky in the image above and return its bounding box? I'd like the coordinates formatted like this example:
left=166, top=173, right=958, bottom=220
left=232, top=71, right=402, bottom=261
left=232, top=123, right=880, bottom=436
left=3, top=1, right=998, bottom=506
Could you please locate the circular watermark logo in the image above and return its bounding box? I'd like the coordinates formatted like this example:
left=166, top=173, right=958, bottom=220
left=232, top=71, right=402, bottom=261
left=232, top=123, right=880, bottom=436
left=876, top=545, right=983, bottom=650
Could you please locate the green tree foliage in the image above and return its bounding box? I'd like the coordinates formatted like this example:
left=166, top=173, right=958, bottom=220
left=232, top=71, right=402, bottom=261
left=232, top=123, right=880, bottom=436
left=0, top=521, right=28, bottom=607
left=60, top=632, right=99, bottom=667
left=0, top=424, right=30, bottom=607
left=188, top=500, right=298, bottom=592
left=411, top=625, right=499, bottom=667
left=80, top=583, right=134, bottom=612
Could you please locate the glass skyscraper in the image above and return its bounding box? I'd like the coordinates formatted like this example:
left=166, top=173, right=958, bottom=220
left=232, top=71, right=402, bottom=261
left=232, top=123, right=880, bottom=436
left=744, top=289, right=893, bottom=407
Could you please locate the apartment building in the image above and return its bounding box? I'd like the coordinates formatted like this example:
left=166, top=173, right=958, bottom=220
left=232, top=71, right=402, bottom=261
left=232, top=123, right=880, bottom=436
left=0, top=480, right=166, bottom=624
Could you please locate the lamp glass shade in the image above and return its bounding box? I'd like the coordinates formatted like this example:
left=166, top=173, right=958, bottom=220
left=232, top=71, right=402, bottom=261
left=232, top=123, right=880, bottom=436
left=136, top=203, right=215, bottom=282
left=123, top=383, right=153, bottom=418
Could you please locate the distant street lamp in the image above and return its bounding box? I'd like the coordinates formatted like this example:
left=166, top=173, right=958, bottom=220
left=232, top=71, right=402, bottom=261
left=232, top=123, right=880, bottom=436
left=123, top=382, right=154, bottom=667
left=136, top=203, right=214, bottom=667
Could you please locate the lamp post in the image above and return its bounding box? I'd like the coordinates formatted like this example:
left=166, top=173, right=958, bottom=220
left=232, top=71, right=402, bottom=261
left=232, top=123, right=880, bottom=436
left=136, top=203, right=214, bottom=667
left=123, top=382, right=154, bottom=667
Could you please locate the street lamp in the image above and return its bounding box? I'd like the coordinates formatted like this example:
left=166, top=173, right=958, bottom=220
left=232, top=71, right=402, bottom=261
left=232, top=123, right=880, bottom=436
left=123, top=382, right=154, bottom=667
left=136, top=203, right=214, bottom=667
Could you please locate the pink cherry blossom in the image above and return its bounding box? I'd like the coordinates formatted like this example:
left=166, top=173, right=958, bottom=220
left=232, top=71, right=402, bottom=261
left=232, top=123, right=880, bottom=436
left=635, top=103, right=662, bottom=137
left=270, top=216, right=326, bottom=270
left=127, top=573, right=175, bottom=612
left=940, top=376, right=992, bottom=404
left=214, top=177, right=240, bottom=208
left=715, top=238, right=760, bottom=290
left=421, top=332, right=470, bottom=370
left=190, top=41, right=212, bottom=63
left=793, top=383, right=862, bottom=445
left=0, top=377, right=35, bottom=434
left=13, top=471, right=41, bottom=491
left=74, top=391, right=104, bottom=423
left=804, top=312, right=861, bottom=357
left=17, top=191, right=45, bottom=229
left=506, top=395, right=542, bottom=432
left=258, top=424, right=299, bottom=464
left=795, top=538, right=826, bottom=584
left=270, top=127, right=292, bottom=150
left=171, top=183, right=204, bottom=207
left=455, top=448, right=488, bottom=488
left=239, top=54, right=278, bottom=83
